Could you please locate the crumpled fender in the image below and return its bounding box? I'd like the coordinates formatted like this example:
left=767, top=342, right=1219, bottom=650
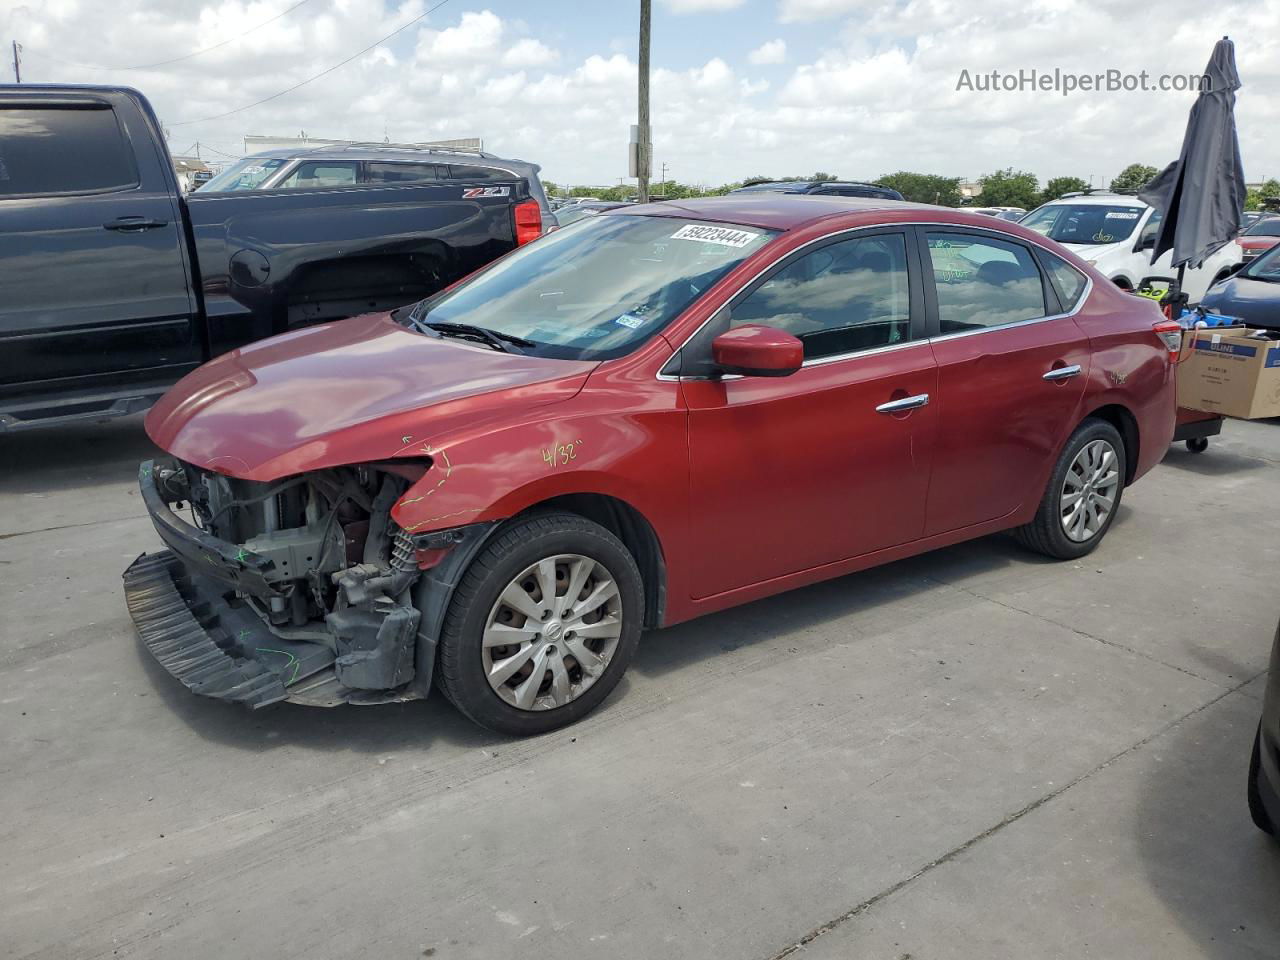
left=388, top=409, right=686, bottom=537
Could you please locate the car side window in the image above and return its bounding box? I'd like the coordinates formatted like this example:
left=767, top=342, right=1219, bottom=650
left=926, top=232, right=1047, bottom=333
left=365, top=161, right=444, bottom=183
left=1136, top=209, right=1161, bottom=248
left=731, top=233, right=912, bottom=360
left=1038, top=250, right=1087, bottom=312
left=449, top=164, right=504, bottom=180
left=276, top=161, right=359, bottom=189
left=0, top=105, right=138, bottom=197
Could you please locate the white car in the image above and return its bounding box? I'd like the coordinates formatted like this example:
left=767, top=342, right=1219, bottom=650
left=968, top=206, right=1027, bottom=221
left=1020, top=192, right=1242, bottom=302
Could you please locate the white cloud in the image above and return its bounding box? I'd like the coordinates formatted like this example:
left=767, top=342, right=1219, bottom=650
left=502, top=37, right=559, bottom=68
left=5, top=0, right=1277, bottom=194
left=778, top=0, right=871, bottom=22
left=748, top=39, right=787, bottom=65
left=659, top=0, right=747, bottom=11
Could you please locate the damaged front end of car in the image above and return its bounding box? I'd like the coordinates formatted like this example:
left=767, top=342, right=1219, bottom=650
left=123, top=457, right=490, bottom=708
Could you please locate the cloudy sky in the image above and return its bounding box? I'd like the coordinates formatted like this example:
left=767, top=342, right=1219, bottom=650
left=3, top=0, right=1278, bottom=189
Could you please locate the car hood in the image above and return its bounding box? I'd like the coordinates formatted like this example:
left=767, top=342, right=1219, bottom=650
left=146, top=312, right=595, bottom=481
left=1199, top=276, right=1280, bottom=329
left=1060, top=239, right=1128, bottom=263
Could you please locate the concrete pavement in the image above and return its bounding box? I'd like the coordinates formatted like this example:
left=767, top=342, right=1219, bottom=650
left=2, top=415, right=1278, bottom=960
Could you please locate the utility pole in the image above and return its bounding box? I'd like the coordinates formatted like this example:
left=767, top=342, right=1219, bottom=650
left=636, top=0, right=651, bottom=203
left=659, top=161, right=668, bottom=197
left=11, top=41, right=21, bottom=83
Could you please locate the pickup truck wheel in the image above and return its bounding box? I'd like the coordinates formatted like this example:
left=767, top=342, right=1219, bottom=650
left=1248, top=726, right=1277, bottom=836
left=1013, top=418, right=1126, bottom=560
left=436, top=512, right=643, bottom=735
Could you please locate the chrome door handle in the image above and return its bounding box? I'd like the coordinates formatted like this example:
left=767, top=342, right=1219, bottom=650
left=103, top=217, right=168, bottom=232
left=1042, top=364, right=1082, bottom=382
left=876, top=393, right=930, bottom=414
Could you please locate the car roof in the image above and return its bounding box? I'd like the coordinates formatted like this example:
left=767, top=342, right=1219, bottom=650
left=605, top=194, right=1039, bottom=233
left=732, top=180, right=890, bottom=194
left=239, top=144, right=540, bottom=174
left=1041, top=193, right=1149, bottom=208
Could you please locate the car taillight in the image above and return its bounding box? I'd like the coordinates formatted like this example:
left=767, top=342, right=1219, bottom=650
left=514, top=200, right=542, bottom=246
left=1153, top=319, right=1184, bottom=358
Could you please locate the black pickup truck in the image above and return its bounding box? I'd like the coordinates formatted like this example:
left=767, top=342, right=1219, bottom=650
left=0, top=85, right=546, bottom=430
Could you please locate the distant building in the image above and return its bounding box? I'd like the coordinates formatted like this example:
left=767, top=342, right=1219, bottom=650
left=242, top=134, right=484, bottom=155
left=172, top=156, right=213, bottom=194
left=959, top=180, right=983, bottom=199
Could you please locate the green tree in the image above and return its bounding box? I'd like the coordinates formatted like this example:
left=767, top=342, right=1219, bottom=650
left=809, top=171, right=838, bottom=182
left=1245, top=178, right=1280, bottom=211
left=1040, top=176, right=1089, bottom=203
left=542, top=179, right=561, bottom=197
left=874, top=171, right=963, bottom=206
left=976, top=168, right=1041, bottom=209
left=1110, top=163, right=1158, bottom=193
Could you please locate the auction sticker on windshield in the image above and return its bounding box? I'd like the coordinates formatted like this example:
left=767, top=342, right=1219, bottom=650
left=670, top=224, right=761, bottom=248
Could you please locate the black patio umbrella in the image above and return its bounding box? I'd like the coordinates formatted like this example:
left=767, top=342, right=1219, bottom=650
left=1138, top=36, right=1247, bottom=315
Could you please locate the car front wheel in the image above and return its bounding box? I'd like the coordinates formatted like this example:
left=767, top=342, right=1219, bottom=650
left=1014, top=418, right=1126, bottom=560
left=436, top=512, right=644, bottom=735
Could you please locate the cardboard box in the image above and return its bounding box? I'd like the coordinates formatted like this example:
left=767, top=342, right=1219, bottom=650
left=1177, top=328, right=1280, bottom=419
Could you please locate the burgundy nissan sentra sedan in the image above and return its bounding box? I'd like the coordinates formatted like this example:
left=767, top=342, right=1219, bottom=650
left=125, top=195, right=1180, bottom=735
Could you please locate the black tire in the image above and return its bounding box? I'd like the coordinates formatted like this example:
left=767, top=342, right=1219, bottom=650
left=1013, top=418, right=1126, bottom=560
left=436, top=511, right=644, bottom=736
left=1248, top=727, right=1277, bottom=836
left=1186, top=437, right=1209, bottom=454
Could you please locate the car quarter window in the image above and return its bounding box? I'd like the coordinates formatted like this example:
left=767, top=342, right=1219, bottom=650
left=730, top=232, right=912, bottom=360
left=925, top=232, right=1048, bottom=333
left=448, top=164, right=505, bottom=180
left=1038, top=249, right=1087, bottom=311
left=365, top=161, right=444, bottom=183
left=0, top=105, right=138, bottom=197
left=276, top=161, right=359, bottom=189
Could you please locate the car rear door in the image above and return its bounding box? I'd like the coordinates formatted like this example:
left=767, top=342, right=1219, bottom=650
left=0, top=91, right=198, bottom=393
left=681, top=228, right=938, bottom=599
left=919, top=228, right=1090, bottom=536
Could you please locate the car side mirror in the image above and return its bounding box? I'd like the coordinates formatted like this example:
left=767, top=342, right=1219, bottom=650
left=1226, top=261, right=1244, bottom=276
left=711, top=324, right=803, bottom=378
left=1136, top=233, right=1156, bottom=251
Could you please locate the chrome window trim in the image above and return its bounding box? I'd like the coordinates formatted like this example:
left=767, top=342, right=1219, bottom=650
left=657, top=219, right=1094, bottom=382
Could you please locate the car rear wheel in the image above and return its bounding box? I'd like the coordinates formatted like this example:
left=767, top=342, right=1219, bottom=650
left=1014, top=418, right=1126, bottom=560
left=1249, top=727, right=1277, bottom=836
left=436, top=512, right=643, bottom=735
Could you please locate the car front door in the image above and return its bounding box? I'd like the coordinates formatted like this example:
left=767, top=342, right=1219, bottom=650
left=919, top=229, right=1091, bottom=536
left=681, top=229, right=938, bottom=599
left=0, top=94, right=198, bottom=394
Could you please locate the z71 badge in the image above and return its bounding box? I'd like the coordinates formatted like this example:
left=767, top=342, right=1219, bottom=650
left=462, top=186, right=511, bottom=198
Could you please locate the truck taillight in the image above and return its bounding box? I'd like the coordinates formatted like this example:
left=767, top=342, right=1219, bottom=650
left=1153, top=319, right=1183, bottom=358
left=514, top=200, right=542, bottom=246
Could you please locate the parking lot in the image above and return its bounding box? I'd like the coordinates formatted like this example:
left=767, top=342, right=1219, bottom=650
left=2, top=414, right=1279, bottom=960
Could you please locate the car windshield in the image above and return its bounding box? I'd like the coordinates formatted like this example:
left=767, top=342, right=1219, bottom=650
left=1241, top=243, right=1280, bottom=281
left=1244, top=218, right=1280, bottom=237
left=201, top=157, right=287, bottom=191
left=1020, top=203, right=1146, bottom=244
left=554, top=205, right=598, bottom=227
left=413, top=214, right=777, bottom=360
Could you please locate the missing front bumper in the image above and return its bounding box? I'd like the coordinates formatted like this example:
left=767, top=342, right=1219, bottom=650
left=123, top=551, right=341, bottom=708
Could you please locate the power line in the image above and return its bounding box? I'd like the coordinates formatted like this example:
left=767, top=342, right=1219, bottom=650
left=196, top=141, right=245, bottom=159
left=20, top=0, right=314, bottom=71
left=170, top=0, right=454, bottom=127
